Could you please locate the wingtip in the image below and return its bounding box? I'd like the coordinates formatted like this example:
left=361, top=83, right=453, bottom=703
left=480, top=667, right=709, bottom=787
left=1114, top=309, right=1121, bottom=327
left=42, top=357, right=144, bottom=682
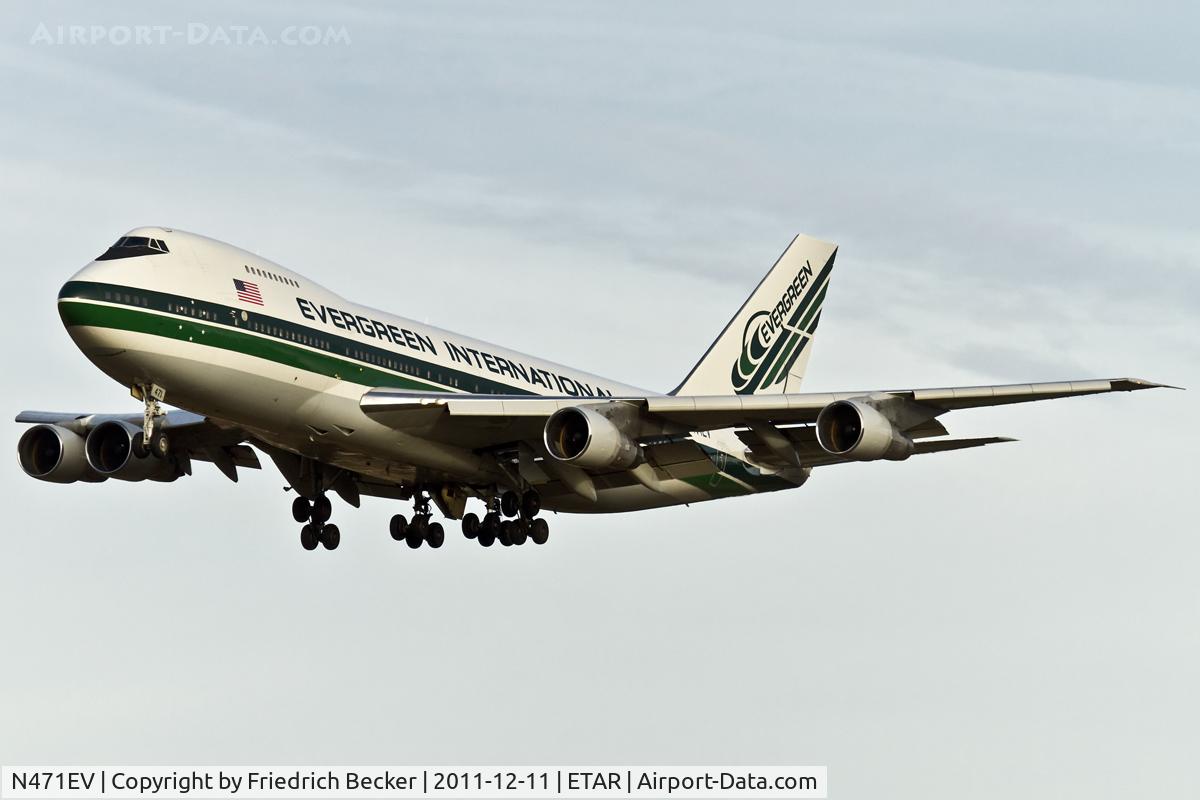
left=1112, top=378, right=1184, bottom=392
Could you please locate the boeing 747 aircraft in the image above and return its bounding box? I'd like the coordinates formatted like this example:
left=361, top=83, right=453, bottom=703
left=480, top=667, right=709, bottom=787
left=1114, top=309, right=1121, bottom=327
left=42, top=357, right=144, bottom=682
left=15, top=228, right=1168, bottom=551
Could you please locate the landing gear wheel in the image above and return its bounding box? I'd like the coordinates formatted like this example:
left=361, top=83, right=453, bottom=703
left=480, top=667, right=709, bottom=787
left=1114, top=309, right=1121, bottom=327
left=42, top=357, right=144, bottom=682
left=511, top=519, right=529, bottom=546
left=149, top=430, right=170, bottom=459
left=479, top=513, right=500, bottom=547
left=499, top=520, right=515, bottom=547
left=426, top=522, right=445, bottom=549
left=321, top=524, right=341, bottom=551
left=292, top=496, right=312, bottom=523
left=500, top=490, right=520, bottom=518
left=389, top=513, right=408, bottom=541
left=530, top=518, right=550, bottom=545
left=132, top=433, right=149, bottom=459
left=406, top=516, right=426, bottom=549
left=461, top=512, right=481, bottom=539
left=520, top=490, right=541, bottom=519
left=300, top=524, right=319, bottom=551
left=312, top=495, right=332, bottom=524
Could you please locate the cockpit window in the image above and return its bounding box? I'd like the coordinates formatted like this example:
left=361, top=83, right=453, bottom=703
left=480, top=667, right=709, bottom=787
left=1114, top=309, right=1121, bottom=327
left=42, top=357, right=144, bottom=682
left=96, top=236, right=170, bottom=261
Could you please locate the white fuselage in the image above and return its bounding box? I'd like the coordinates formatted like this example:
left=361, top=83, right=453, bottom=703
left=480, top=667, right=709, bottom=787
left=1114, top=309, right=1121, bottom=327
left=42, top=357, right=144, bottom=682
left=60, top=228, right=769, bottom=512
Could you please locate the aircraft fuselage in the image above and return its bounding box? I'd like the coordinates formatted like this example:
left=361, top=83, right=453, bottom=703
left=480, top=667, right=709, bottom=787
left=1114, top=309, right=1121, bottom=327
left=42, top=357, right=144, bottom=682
left=58, top=228, right=793, bottom=513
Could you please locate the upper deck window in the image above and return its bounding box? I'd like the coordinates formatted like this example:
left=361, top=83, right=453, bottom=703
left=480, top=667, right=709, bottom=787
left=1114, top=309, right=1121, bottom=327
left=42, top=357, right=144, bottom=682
left=96, top=236, right=170, bottom=261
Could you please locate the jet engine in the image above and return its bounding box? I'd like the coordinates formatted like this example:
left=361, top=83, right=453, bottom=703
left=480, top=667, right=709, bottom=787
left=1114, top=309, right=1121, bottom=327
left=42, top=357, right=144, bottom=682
left=17, top=424, right=104, bottom=483
left=543, top=406, right=640, bottom=470
left=816, top=399, right=914, bottom=461
left=84, top=420, right=180, bottom=481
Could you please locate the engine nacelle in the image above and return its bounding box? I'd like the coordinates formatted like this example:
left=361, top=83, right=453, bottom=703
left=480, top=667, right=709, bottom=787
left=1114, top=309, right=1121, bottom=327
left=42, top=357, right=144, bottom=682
left=85, top=420, right=180, bottom=482
left=17, top=424, right=104, bottom=483
left=816, top=399, right=914, bottom=461
left=543, top=406, right=640, bottom=470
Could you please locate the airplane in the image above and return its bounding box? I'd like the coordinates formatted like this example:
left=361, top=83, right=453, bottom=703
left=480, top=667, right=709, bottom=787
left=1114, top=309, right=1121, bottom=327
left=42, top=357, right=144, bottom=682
left=16, top=227, right=1170, bottom=552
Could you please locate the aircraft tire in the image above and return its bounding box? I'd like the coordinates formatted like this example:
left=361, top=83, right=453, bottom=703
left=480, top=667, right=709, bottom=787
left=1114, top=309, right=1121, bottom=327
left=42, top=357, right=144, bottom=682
left=406, top=517, right=425, bottom=549
left=150, top=430, right=170, bottom=459
left=389, top=513, right=407, bottom=541
left=300, top=524, right=319, bottom=551
left=511, top=520, right=529, bottom=546
left=500, top=491, right=520, bottom=518
left=312, top=495, right=332, bottom=524
left=530, top=518, right=549, bottom=545
left=499, top=520, right=514, bottom=547
left=461, top=512, right=480, bottom=539
left=520, top=490, right=541, bottom=519
left=321, top=524, right=341, bottom=551
left=426, top=522, right=445, bottom=549
left=478, top=527, right=496, bottom=547
left=292, top=496, right=311, bottom=523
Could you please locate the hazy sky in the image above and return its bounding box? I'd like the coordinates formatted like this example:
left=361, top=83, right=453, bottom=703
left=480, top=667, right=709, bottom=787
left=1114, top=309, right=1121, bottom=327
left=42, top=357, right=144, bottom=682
left=1, top=2, right=1196, bottom=798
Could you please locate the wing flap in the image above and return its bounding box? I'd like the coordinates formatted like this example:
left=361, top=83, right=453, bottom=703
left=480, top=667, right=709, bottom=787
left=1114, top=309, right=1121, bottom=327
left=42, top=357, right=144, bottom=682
left=801, top=436, right=1018, bottom=467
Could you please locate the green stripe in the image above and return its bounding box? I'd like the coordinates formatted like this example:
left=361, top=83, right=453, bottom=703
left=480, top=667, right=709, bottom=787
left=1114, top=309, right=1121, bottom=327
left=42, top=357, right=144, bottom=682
left=759, top=284, right=828, bottom=389
left=760, top=333, right=801, bottom=390
left=681, top=472, right=754, bottom=498
left=60, top=300, right=449, bottom=391
left=58, top=280, right=545, bottom=396
left=739, top=252, right=835, bottom=394
left=746, top=269, right=830, bottom=392
left=682, top=443, right=798, bottom=498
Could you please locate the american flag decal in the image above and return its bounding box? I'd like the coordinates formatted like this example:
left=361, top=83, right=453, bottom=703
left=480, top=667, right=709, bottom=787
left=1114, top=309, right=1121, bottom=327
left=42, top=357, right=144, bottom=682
left=233, top=279, right=263, bottom=306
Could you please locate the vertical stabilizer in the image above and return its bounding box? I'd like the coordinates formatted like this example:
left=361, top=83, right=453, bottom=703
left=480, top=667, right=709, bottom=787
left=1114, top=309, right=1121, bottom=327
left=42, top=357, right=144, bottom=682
left=672, top=234, right=837, bottom=396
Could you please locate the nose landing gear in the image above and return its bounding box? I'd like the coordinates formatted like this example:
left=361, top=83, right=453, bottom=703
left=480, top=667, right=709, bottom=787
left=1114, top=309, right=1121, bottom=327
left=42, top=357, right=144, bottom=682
left=133, top=383, right=170, bottom=459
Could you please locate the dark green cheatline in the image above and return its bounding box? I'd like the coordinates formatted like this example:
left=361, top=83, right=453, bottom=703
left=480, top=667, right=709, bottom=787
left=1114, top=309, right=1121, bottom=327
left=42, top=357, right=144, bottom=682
left=59, top=299, right=449, bottom=392
left=58, top=280, right=537, bottom=396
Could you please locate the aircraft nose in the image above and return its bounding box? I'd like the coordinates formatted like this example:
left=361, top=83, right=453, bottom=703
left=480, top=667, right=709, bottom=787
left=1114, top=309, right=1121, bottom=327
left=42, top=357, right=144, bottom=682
left=57, top=265, right=129, bottom=362
left=59, top=259, right=103, bottom=300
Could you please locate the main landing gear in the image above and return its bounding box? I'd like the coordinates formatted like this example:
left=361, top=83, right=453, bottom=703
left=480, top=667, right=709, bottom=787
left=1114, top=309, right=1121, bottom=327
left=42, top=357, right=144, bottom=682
left=460, top=489, right=549, bottom=549
left=290, top=485, right=550, bottom=553
left=388, top=491, right=445, bottom=550
left=293, top=493, right=340, bottom=551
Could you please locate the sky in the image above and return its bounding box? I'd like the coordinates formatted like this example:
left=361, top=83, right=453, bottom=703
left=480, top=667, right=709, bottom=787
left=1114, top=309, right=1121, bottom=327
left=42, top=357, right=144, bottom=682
left=0, top=2, right=1196, bottom=797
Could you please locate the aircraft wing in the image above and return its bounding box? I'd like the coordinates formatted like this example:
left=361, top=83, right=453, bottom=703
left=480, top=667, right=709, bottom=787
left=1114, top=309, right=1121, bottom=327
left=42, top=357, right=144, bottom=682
left=361, top=377, right=1168, bottom=430
left=359, top=377, right=1171, bottom=465
left=14, top=409, right=260, bottom=479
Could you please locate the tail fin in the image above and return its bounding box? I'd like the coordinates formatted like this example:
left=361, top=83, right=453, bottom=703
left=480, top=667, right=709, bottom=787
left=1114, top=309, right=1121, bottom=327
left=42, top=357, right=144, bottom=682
left=672, top=234, right=837, bottom=396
